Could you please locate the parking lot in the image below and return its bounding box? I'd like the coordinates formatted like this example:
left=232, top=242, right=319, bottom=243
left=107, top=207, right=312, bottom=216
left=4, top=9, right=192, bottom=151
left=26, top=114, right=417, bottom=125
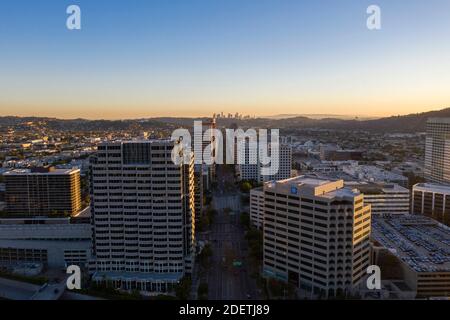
left=372, top=215, right=450, bottom=273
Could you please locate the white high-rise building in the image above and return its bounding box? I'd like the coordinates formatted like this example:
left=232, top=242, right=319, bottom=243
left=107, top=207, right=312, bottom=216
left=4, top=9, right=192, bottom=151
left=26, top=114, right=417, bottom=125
left=262, top=176, right=371, bottom=298
left=261, top=143, right=292, bottom=182
left=237, top=142, right=292, bottom=183
left=424, top=118, right=450, bottom=185
left=89, top=140, right=195, bottom=293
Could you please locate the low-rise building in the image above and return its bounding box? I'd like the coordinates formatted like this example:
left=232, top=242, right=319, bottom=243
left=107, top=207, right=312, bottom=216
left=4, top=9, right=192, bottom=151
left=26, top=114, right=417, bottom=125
left=0, top=217, right=91, bottom=268
left=412, top=183, right=450, bottom=226
left=346, top=182, right=410, bottom=215
left=342, top=164, right=409, bottom=188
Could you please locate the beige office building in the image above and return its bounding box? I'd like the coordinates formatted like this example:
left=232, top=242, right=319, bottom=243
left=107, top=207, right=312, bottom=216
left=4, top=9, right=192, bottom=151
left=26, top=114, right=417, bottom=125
left=262, top=176, right=371, bottom=298
left=3, top=167, right=82, bottom=217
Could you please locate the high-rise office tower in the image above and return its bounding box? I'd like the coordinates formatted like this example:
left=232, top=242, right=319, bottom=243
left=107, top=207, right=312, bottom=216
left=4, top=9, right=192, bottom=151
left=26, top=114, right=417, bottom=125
left=89, top=140, right=195, bottom=292
left=3, top=167, right=82, bottom=216
left=237, top=142, right=292, bottom=183
left=261, top=143, right=292, bottom=182
left=424, top=118, right=450, bottom=185
left=236, top=134, right=259, bottom=181
left=262, top=176, right=371, bottom=298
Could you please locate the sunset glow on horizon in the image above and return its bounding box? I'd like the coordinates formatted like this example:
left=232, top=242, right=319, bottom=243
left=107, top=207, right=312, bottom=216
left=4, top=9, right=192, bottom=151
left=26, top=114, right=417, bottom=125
left=1, top=0, right=450, bottom=120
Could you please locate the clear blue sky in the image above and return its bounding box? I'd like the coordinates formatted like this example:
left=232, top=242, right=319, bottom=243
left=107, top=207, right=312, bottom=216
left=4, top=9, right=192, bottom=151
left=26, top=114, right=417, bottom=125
left=1, top=0, right=450, bottom=119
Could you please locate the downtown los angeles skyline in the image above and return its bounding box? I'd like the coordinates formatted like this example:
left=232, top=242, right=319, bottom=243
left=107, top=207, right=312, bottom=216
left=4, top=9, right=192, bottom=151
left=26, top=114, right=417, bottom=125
left=1, top=0, right=450, bottom=119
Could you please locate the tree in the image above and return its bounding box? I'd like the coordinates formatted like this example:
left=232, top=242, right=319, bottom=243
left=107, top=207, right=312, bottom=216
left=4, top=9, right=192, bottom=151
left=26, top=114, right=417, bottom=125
left=204, top=195, right=212, bottom=206
left=175, top=276, right=192, bottom=300
left=205, top=207, right=216, bottom=224
left=196, top=214, right=211, bottom=232
left=240, top=181, right=252, bottom=193
left=197, top=244, right=213, bottom=269
left=406, top=172, right=426, bottom=187
left=241, top=194, right=250, bottom=205
left=246, top=229, right=263, bottom=261
left=240, top=212, right=250, bottom=229
left=198, top=283, right=208, bottom=300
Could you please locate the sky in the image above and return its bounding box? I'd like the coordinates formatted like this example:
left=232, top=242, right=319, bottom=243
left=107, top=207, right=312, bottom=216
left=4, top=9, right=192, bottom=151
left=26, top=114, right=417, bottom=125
left=0, top=0, right=450, bottom=119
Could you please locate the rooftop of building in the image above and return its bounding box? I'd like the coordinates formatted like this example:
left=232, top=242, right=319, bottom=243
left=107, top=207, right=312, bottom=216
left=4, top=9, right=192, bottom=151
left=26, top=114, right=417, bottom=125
left=288, top=172, right=406, bottom=196
left=372, top=215, right=450, bottom=273
left=427, top=117, right=450, bottom=124
left=98, top=139, right=173, bottom=146
left=343, top=164, right=408, bottom=182
left=272, top=175, right=336, bottom=187
left=302, top=171, right=357, bottom=181
left=3, top=167, right=80, bottom=176
left=265, top=175, right=360, bottom=199
left=413, top=183, right=450, bottom=194
left=345, top=181, right=409, bottom=194
left=72, top=206, right=91, bottom=219
left=250, top=186, right=264, bottom=194
left=92, top=271, right=183, bottom=282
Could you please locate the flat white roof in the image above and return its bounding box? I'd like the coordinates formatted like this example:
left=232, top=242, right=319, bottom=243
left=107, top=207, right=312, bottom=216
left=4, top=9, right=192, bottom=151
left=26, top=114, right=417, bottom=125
left=274, top=175, right=334, bottom=187
left=266, top=175, right=359, bottom=199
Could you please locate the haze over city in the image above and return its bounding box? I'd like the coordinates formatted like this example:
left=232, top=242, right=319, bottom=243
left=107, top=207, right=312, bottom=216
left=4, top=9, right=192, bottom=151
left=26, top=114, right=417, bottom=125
left=1, top=0, right=450, bottom=119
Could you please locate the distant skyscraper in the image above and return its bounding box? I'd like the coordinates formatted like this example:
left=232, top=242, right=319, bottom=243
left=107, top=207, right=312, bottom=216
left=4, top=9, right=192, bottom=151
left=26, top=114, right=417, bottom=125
left=89, top=140, right=195, bottom=293
left=262, top=176, right=371, bottom=298
left=3, top=167, right=82, bottom=216
left=424, top=118, right=450, bottom=185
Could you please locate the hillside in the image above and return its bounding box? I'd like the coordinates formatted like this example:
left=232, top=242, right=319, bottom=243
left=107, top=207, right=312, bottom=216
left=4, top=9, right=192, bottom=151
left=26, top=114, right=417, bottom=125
left=1, top=107, right=449, bottom=133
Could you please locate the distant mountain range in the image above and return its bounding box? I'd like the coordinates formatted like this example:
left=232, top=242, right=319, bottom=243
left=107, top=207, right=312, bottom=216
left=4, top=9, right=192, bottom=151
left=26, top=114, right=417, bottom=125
left=265, top=114, right=378, bottom=120
left=207, top=108, right=450, bottom=132
left=0, top=117, right=170, bottom=132
left=1, top=108, right=449, bottom=133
